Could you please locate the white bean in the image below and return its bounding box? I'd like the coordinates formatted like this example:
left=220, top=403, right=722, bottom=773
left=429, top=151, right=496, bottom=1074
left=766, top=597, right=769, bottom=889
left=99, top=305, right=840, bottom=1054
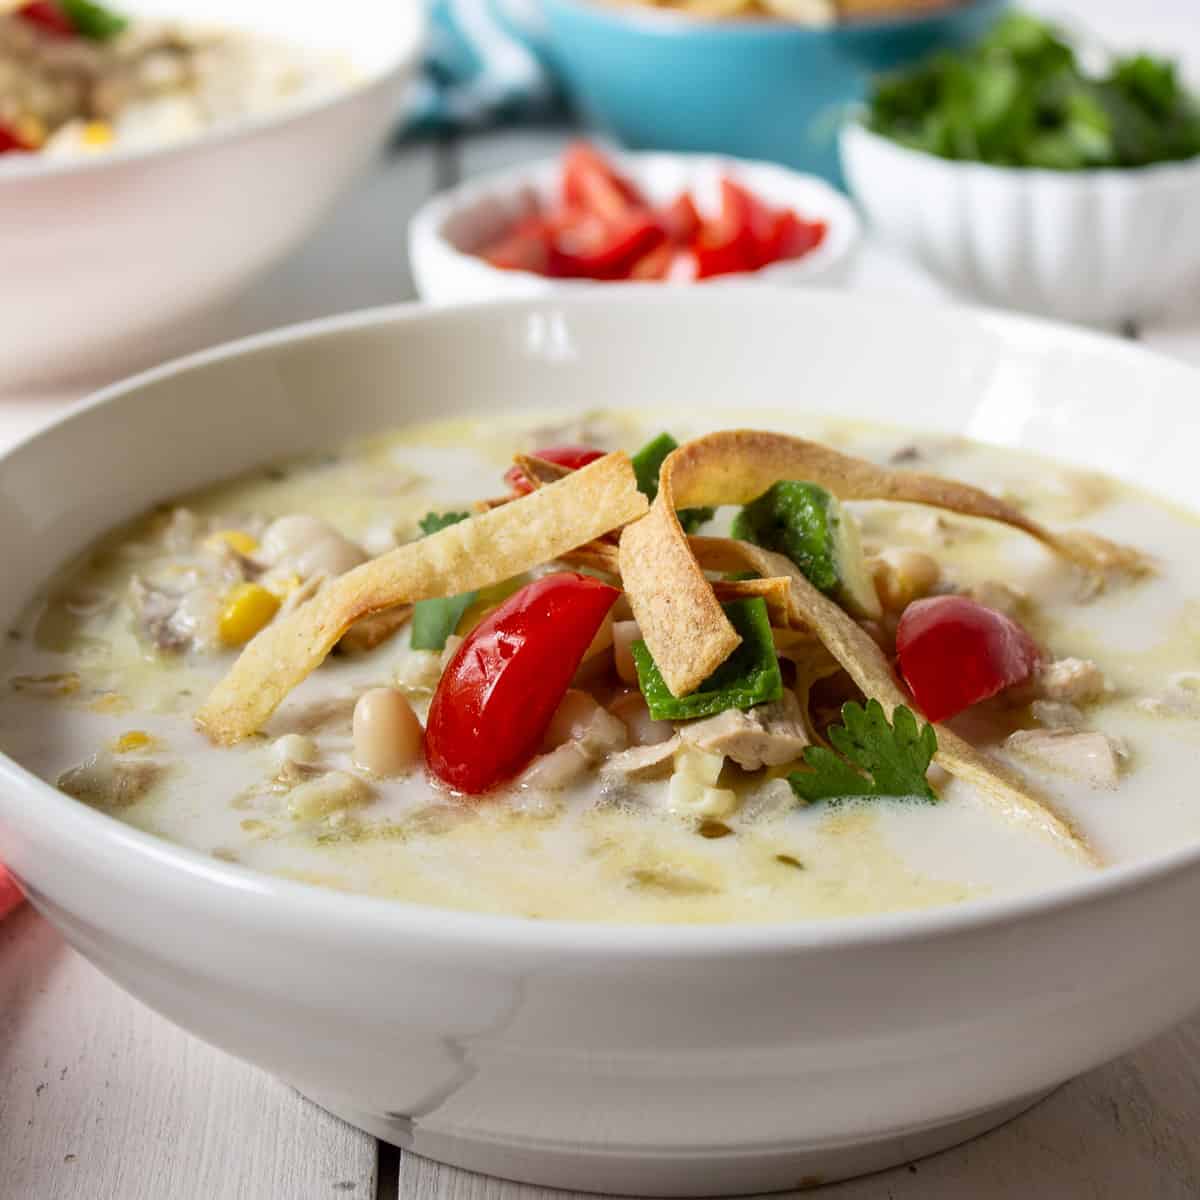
left=353, top=688, right=423, bottom=777
left=612, top=620, right=642, bottom=685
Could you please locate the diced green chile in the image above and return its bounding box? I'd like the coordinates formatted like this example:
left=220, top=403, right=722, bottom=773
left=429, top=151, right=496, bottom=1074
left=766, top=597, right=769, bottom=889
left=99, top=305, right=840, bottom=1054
left=410, top=512, right=478, bottom=651
left=632, top=597, right=782, bottom=720
left=630, top=432, right=714, bottom=534
left=731, top=480, right=879, bottom=618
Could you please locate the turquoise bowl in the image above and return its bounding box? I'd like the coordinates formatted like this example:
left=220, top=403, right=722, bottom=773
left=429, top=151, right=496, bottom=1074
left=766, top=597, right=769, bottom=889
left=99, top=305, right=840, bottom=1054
left=538, top=0, right=1007, bottom=185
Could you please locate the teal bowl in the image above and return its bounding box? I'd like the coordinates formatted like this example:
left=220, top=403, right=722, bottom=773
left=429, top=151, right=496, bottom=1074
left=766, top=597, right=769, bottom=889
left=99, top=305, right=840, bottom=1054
left=538, top=0, right=1007, bottom=184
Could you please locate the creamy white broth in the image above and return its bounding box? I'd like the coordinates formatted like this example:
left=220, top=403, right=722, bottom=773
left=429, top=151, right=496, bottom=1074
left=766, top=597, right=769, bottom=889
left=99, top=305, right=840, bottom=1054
left=2, top=407, right=1199, bottom=923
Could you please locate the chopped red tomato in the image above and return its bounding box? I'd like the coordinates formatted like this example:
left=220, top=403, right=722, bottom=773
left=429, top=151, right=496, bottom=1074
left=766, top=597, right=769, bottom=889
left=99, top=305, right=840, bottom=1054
left=17, top=1, right=76, bottom=36
left=425, top=573, right=621, bottom=794
left=0, top=866, right=23, bottom=921
left=550, top=209, right=664, bottom=280
left=562, top=142, right=644, bottom=221
left=503, top=444, right=605, bottom=495
left=481, top=220, right=553, bottom=275
left=896, top=595, right=1041, bottom=724
left=659, top=192, right=701, bottom=244
left=761, top=210, right=827, bottom=262
left=628, top=241, right=674, bottom=281
left=0, top=121, right=36, bottom=154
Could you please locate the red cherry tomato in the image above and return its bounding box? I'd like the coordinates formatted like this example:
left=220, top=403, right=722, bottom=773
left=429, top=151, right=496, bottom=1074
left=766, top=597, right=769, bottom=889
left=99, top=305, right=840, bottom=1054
left=0, top=121, right=36, bottom=154
left=561, top=142, right=644, bottom=221
left=503, top=444, right=605, bottom=495
left=896, top=595, right=1041, bottom=724
left=425, top=573, right=620, bottom=794
left=0, top=866, right=23, bottom=920
left=481, top=214, right=555, bottom=275
left=628, top=241, right=674, bottom=281
left=17, top=0, right=75, bottom=36
left=761, top=210, right=827, bottom=263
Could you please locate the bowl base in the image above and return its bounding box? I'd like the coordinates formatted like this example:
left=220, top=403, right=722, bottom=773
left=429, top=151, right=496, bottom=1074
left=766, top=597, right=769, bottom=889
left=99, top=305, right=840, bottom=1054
left=299, top=1085, right=1054, bottom=1196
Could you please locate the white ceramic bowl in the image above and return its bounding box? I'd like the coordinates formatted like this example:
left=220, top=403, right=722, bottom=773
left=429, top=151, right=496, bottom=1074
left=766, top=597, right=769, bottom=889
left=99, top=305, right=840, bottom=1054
left=841, top=121, right=1200, bottom=328
left=0, top=0, right=423, bottom=393
left=4, top=292, right=1200, bottom=1195
left=409, top=151, right=860, bottom=304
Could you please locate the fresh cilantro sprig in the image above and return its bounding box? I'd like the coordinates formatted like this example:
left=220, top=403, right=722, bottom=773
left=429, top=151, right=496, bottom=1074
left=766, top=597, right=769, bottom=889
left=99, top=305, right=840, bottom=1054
left=789, top=700, right=938, bottom=804
left=410, top=512, right=476, bottom=651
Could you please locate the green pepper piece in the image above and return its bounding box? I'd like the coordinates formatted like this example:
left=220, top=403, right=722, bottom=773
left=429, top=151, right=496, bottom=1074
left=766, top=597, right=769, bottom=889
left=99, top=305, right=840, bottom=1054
left=630, top=432, right=714, bottom=534
left=632, top=597, right=782, bottom=721
left=731, top=480, right=880, bottom=619
left=61, top=0, right=128, bottom=40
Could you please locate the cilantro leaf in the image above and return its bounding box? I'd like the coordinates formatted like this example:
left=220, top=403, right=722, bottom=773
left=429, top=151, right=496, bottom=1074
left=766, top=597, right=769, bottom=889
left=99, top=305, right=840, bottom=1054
left=632, top=597, right=782, bottom=721
left=410, top=512, right=476, bottom=651
left=789, top=700, right=938, bottom=804
left=418, top=510, right=470, bottom=537
left=630, top=432, right=714, bottom=534
left=61, top=0, right=128, bottom=40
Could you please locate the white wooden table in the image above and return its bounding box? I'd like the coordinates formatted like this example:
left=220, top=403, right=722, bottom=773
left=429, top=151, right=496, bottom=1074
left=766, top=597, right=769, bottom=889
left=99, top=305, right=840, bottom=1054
left=6, top=3, right=1200, bottom=1196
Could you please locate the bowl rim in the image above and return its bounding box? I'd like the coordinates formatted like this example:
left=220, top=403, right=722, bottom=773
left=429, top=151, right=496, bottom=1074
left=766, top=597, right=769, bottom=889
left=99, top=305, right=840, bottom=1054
left=842, top=118, right=1200, bottom=184
left=408, top=148, right=862, bottom=291
left=0, top=4, right=423, bottom=183
left=543, top=0, right=1007, bottom=39
left=4, top=288, right=1200, bottom=957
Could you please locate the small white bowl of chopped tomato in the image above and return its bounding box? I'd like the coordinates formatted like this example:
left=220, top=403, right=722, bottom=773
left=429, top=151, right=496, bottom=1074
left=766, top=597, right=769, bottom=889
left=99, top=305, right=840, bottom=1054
left=408, top=142, right=860, bottom=303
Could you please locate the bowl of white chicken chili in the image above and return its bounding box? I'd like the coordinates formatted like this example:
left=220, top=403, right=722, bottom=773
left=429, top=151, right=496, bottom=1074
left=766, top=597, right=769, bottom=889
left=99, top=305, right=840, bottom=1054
left=0, top=0, right=422, bottom=391
left=2, top=290, right=1200, bottom=1193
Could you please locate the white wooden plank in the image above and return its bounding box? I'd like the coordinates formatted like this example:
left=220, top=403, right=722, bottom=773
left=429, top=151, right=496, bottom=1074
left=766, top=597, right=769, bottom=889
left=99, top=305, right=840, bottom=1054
left=0, top=908, right=377, bottom=1200
left=399, top=1016, right=1200, bottom=1200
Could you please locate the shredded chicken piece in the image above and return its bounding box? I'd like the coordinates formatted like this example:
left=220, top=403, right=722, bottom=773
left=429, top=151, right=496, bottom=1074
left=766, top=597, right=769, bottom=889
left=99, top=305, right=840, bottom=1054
left=602, top=737, right=681, bottom=782
left=1030, top=700, right=1086, bottom=731
left=1036, top=658, right=1108, bottom=705
left=678, top=690, right=809, bottom=770
left=967, top=579, right=1028, bottom=618
left=57, top=754, right=163, bottom=810
left=1006, top=730, right=1125, bottom=790
left=519, top=743, right=593, bottom=791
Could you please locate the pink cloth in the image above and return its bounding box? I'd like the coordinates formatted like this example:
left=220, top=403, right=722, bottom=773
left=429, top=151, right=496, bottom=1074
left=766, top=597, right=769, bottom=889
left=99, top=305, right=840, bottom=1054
left=0, top=866, right=23, bottom=919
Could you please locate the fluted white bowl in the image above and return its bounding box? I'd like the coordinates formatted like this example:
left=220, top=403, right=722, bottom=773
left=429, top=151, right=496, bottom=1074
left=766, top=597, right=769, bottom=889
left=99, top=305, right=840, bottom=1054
left=841, top=121, right=1200, bottom=327
left=409, top=151, right=860, bottom=304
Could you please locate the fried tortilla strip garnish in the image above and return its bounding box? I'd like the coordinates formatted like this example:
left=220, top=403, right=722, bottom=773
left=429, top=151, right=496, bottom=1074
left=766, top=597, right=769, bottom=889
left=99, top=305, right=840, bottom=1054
left=620, top=429, right=1146, bottom=696
left=753, top=548, right=1099, bottom=866
left=197, top=453, right=648, bottom=744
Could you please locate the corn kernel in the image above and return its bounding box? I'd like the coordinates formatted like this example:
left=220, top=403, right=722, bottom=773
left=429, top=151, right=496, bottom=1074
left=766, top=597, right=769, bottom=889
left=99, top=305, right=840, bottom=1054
left=266, top=573, right=302, bottom=599
left=81, top=121, right=113, bottom=148
left=204, top=529, right=259, bottom=557
left=112, top=731, right=156, bottom=754
left=218, top=583, right=280, bottom=646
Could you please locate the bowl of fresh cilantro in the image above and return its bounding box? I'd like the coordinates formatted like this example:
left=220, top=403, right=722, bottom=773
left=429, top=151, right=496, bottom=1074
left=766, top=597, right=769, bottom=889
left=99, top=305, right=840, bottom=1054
left=840, top=11, right=1200, bottom=326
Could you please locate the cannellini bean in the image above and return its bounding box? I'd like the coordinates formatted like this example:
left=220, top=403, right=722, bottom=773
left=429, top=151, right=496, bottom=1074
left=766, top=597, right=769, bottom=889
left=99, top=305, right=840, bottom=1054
left=261, top=515, right=339, bottom=564
left=271, top=733, right=318, bottom=771
left=295, top=535, right=367, bottom=581
left=870, top=548, right=940, bottom=612
left=352, top=688, right=423, bottom=777
left=608, top=691, right=674, bottom=746
left=613, top=620, right=643, bottom=685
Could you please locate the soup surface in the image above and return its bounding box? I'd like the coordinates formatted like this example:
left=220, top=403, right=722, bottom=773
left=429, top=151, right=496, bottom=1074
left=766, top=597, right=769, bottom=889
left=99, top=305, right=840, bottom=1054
left=2, top=407, right=1198, bottom=923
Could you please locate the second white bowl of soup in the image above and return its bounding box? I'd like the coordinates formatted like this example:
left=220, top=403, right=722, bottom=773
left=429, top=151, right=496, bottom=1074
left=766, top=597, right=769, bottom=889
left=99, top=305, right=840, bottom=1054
left=0, top=0, right=422, bottom=391
left=2, top=291, right=1200, bottom=1193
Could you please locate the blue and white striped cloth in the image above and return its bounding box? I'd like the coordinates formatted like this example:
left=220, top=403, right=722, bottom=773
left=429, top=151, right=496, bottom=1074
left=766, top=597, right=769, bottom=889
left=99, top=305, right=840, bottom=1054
left=404, top=0, right=561, bottom=134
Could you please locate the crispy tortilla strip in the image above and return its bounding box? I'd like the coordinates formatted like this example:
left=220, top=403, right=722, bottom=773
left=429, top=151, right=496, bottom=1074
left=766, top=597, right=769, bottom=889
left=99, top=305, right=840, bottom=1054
left=620, top=430, right=1145, bottom=695
left=197, top=453, right=648, bottom=744
left=740, top=546, right=1099, bottom=865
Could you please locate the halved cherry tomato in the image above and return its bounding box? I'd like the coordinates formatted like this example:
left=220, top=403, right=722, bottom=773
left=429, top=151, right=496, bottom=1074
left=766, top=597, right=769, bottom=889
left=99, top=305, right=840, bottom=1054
left=0, top=121, right=36, bottom=154
left=425, top=573, right=621, bottom=794
left=561, top=142, right=644, bottom=221
left=659, top=192, right=701, bottom=245
left=482, top=216, right=553, bottom=275
left=503, top=444, right=605, bottom=495
left=896, top=595, right=1041, bottom=724
left=0, top=866, right=23, bottom=920
left=17, top=1, right=75, bottom=36
left=692, top=178, right=774, bottom=278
